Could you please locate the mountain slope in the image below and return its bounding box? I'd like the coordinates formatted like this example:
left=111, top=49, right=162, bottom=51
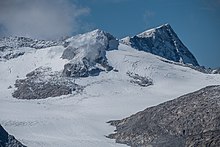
left=121, top=24, right=199, bottom=66
left=0, top=29, right=219, bottom=147
left=108, top=85, right=220, bottom=147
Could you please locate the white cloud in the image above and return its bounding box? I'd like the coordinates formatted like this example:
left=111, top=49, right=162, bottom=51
left=0, top=0, right=90, bottom=39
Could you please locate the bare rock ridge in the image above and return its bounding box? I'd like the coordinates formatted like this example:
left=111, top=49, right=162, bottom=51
left=108, top=85, right=220, bottom=147
left=121, top=24, right=199, bottom=66
left=0, top=125, right=26, bottom=147
left=0, top=36, right=60, bottom=49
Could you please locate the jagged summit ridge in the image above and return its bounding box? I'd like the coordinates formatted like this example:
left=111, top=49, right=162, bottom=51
left=0, top=36, right=60, bottom=49
left=121, top=24, right=199, bottom=66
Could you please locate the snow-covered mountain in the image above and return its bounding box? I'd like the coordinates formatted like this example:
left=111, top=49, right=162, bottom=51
left=0, top=36, right=61, bottom=61
left=121, top=24, right=199, bottom=66
left=62, top=29, right=118, bottom=77
left=0, top=26, right=220, bottom=147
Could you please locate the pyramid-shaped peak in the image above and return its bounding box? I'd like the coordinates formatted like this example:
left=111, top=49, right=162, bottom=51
left=120, top=23, right=199, bottom=66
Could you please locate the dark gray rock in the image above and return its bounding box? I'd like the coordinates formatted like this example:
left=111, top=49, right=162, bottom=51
left=1, top=52, right=25, bottom=60
left=0, top=125, right=26, bottom=147
left=127, top=72, right=153, bottom=87
left=211, top=67, right=220, bottom=74
left=13, top=67, right=82, bottom=99
left=121, top=24, right=199, bottom=66
left=62, top=62, right=90, bottom=77
left=108, top=85, right=220, bottom=147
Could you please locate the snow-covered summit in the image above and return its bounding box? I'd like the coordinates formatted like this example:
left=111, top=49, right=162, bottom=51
left=62, top=29, right=119, bottom=77
left=121, top=24, right=199, bottom=66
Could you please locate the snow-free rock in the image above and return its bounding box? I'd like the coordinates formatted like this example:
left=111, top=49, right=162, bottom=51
left=121, top=24, right=199, bottom=66
left=108, top=85, right=220, bottom=147
left=62, top=29, right=118, bottom=77
left=13, top=67, right=82, bottom=99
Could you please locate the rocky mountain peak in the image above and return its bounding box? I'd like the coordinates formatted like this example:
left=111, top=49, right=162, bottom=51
left=121, top=24, right=199, bottom=66
left=62, top=29, right=119, bottom=77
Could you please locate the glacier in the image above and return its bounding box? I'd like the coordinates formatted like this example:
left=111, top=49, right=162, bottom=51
left=0, top=25, right=219, bottom=147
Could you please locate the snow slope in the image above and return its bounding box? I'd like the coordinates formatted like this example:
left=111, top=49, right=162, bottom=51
left=0, top=43, right=220, bottom=147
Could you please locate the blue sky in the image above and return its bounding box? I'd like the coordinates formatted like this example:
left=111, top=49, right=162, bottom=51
left=0, top=0, right=219, bottom=68
left=76, top=0, right=220, bottom=68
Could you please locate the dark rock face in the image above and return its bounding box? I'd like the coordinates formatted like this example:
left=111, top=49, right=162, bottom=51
left=211, top=67, right=220, bottom=74
left=0, top=125, right=26, bottom=147
left=0, top=52, right=25, bottom=60
left=121, top=24, right=199, bottom=66
left=108, top=85, right=220, bottom=147
left=127, top=72, right=153, bottom=87
left=13, top=67, right=82, bottom=99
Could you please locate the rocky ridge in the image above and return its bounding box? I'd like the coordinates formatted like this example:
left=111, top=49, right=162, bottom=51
left=0, top=36, right=61, bottom=60
left=12, top=67, right=82, bottom=99
left=108, top=85, right=220, bottom=147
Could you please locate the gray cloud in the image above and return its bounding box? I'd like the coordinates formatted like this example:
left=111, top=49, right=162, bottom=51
left=0, top=0, right=89, bottom=39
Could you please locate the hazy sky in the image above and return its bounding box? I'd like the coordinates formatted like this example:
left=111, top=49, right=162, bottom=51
left=0, top=0, right=219, bottom=68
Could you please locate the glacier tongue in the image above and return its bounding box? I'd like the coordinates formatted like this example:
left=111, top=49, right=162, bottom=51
left=121, top=24, right=199, bottom=66
left=62, top=29, right=119, bottom=77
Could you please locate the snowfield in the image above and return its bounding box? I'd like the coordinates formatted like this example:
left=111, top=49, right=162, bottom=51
left=0, top=43, right=220, bottom=147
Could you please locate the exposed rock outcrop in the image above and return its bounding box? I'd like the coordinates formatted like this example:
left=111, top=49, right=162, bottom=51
left=13, top=67, right=82, bottom=99
left=127, top=72, right=153, bottom=87
left=0, top=36, right=60, bottom=49
left=108, top=85, right=220, bottom=147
